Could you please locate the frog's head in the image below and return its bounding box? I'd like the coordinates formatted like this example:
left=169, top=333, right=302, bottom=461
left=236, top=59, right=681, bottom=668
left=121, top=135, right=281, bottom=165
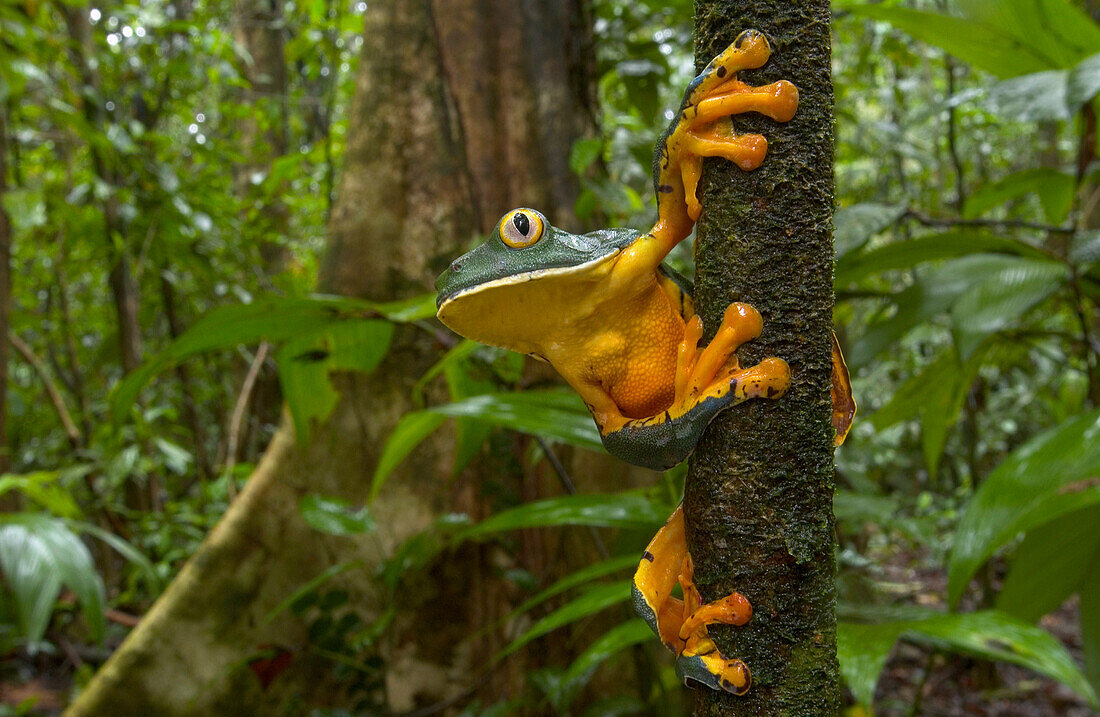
left=436, top=208, right=635, bottom=353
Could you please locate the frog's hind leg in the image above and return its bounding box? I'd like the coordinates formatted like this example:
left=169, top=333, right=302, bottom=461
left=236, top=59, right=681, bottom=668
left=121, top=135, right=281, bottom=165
left=632, top=505, right=754, bottom=695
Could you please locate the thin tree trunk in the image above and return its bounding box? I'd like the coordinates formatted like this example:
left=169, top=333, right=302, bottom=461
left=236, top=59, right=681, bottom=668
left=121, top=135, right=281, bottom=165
left=67, top=1, right=596, bottom=713
left=686, top=2, right=839, bottom=714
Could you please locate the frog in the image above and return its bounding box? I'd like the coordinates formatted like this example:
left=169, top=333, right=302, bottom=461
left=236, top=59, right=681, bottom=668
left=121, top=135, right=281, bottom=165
left=435, top=30, right=854, bottom=695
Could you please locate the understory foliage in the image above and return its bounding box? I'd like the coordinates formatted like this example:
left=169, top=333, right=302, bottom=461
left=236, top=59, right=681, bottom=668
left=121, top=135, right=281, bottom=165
left=2, top=0, right=1100, bottom=714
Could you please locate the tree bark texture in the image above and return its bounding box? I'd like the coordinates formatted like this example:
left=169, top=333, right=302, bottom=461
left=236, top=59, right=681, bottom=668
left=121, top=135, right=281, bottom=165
left=67, top=1, right=598, bottom=714
left=685, top=2, right=839, bottom=715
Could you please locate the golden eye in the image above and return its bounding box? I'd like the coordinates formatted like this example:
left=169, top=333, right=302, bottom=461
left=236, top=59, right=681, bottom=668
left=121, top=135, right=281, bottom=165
left=499, top=209, right=544, bottom=249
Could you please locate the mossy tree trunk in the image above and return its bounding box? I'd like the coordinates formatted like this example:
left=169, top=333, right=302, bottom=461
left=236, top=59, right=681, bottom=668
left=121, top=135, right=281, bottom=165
left=685, top=2, right=839, bottom=714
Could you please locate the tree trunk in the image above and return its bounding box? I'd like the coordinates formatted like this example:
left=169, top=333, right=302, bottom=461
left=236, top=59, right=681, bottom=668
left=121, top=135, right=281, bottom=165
left=67, top=1, right=596, bottom=714
left=686, top=2, right=839, bottom=715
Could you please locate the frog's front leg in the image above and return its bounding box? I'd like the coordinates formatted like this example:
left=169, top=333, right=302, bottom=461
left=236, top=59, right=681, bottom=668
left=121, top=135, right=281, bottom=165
left=632, top=505, right=753, bottom=695
left=597, top=302, right=790, bottom=471
left=623, top=29, right=799, bottom=271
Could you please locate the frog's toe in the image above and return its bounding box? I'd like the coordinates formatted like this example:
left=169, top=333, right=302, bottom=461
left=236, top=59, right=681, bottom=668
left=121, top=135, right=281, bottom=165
left=677, top=650, right=751, bottom=695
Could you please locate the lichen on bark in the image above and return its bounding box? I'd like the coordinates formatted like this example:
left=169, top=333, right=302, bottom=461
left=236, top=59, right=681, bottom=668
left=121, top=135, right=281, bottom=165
left=685, top=1, right=840, bottom=714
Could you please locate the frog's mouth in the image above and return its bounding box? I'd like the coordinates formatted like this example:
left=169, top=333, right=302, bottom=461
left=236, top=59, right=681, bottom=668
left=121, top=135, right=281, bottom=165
left=435, top=249, right=622, bottom=353
left=436, top=249, right=619, bottom=308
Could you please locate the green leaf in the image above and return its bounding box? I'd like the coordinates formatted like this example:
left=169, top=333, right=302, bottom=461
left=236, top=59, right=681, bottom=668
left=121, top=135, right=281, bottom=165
left=984, top=70, right=1070, bottom=122
left=963, top=168, right=1076, bottom=224
left=950, top=257, right=1068, bottom=357
left=833, top=203, right=906, bottom=259
left=277, top=319, right=394, bottom=444
left=551, top=619, right=653, bottom=710
left=0, top=514, right=106, bottom=644
left=838, top=620, right=906, bottom=707
left=1068, top=52, right=1100, bottom=113
left=835, top=231, right=1041, bottom=287
left=111, top=296, right=379, bottom=421
left=840, top=610, right=1098, bottom=708
left=570, top=137, right=604, bottom=176
left=370, top=412, right=449, bottom=501
left=1071, top=230, right=1100, bottom=266
left=996, top=505, right=1100, bottom=623
left=846, top=7, right=1053, bottom=79
left=454, top=492, right=668, bottom=543
left=69, top=521, right=160, bottom=591
left=497, top=581, right=632, bottom=659
left=948, top=409, right=1100, bottom=607
left=503, top=555, right=638, bottom=629
left=0, top=471, right=82, bottom=519
left=299, top=495, right=376, bottom=536
left=426, top=390, right=603, bottom=451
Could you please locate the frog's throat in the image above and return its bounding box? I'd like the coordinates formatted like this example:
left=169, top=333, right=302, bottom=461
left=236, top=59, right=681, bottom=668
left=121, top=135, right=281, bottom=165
left=436, top=247, right=621, bottom=310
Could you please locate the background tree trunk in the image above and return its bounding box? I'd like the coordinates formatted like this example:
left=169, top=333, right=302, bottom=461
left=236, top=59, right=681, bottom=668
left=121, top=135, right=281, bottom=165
left=685, top=2, right=840, bottom=714
left=66, top=1, right=597, bottom=714
left=0, top=106, right=10, bottom=475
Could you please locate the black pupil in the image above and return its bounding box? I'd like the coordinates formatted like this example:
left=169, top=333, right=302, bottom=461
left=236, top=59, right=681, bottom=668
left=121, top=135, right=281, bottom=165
left=513, top=212, right=531, bottom=236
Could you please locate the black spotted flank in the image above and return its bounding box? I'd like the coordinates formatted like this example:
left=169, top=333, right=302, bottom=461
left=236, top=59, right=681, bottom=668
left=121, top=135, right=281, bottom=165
left=642, top=550, right=655, bottom=562
left=659, top=184, right=674, bottom=193
left=716, top=65, right=727, bottom=78
left=766, top=386, right=779, bottom=398
left=294, top=349, right=330, bottom=362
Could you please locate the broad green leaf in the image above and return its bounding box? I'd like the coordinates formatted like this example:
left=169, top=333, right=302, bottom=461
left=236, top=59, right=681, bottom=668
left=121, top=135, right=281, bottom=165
left=840, top=610, right=1097, bottom=708
left=835, top=231, right=1040, bottom=287
left=0, top=471, right=82, bottom=519
left=838, top=620, right=906, bottom=707
left=963, top=168, right=1076, bottom=224
left=373, top=293, right=438, bottom=322
left=111, top=296, right=379, bottom=420
left=570, top=137, right=604, bottom=176
left=277, top=319, right=394, bottom=444
left=950, top=258, right=1068, bottom=357
left=1071, top=230, right=1100, bottom=265
left=984, top=70, right=1070, bottom=122
left=454, top=492, right=668, bottom=543
left=956, top=0, right=1100, bottom=69
left=847, top=7, right=1053, bottom=79
left=833, top=203, right=906, bottom=259
left=849, top=255, right=1003, bottom=366
left=299, top=495, right=376, bottom=536
left=497, top=581, right=632, bottom=659
left=552, top=619, right=653, bottom=710
left=370, top=412, right=449, bottom=501
left=0, top=514, right=106, bottom=644
left=1068, top=53, right=1100, bottom=113
left=426, top=391, right=603, bottom=451
left=996, top=505, right=1100, bottom=623
left=948, top=409, right=1100, bottom=607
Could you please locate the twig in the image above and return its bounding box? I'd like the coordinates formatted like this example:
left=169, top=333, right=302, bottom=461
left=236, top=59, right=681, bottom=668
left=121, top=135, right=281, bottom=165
left=224, top=342, right=270, bottom=498
left=9, top=331, right=83, bottom=449
left=535, top=436, right=611, bottom=561
left=902, top=208, right=1070, bottom=235
left=105, top=608, right=141, bottom=627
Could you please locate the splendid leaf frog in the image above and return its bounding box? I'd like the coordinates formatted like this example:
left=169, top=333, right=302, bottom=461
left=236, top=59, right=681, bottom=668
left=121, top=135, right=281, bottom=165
left=436, top=31, right=854, bottom=695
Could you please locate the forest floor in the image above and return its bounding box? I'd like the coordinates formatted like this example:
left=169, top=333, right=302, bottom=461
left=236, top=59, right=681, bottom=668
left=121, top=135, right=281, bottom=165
left=1, top=564, right=1096, bottom=716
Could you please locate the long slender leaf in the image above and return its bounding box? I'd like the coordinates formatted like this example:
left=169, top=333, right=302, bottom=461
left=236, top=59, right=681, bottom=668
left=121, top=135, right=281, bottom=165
left=497, top=581, right=632, bottom=659
left=948, top=409, right=1100, bottom=607
left=1081, top=563, right=1100, bottom=696
left=503, top=555, right=638, bottom=629
left=454, top=492, right=668, bottom=543
left=551, top=619, right=653, bottom=710
left=69, top=520, right=160, bottom=590
left=427, top=391, right=603, bottom=451
left=840, top=609, right=1098, bottom=708
left=370, top=412, right=449, bottom=501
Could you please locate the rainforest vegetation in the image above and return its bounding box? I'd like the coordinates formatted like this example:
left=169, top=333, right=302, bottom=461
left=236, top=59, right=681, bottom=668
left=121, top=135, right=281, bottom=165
left=1, top=0, right=1100, bottom=714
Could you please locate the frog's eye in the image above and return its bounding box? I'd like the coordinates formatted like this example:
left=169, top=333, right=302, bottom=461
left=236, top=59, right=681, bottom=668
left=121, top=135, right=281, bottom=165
left=499, top=209, right=544, bottom=249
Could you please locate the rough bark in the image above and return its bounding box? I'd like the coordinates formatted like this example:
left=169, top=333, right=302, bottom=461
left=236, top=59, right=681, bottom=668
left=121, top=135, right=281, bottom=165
left=685, top=2, right=839, bottom=715
left=67, top=1, right=597, bottom=714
